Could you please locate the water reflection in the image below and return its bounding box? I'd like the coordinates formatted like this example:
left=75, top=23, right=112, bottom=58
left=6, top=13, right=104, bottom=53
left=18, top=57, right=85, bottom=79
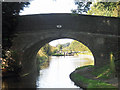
left=36, top=55, right=94, bottom=88
left=2, top=76, right=22, bottom=88
left=2, top=55, right=94, bottom=88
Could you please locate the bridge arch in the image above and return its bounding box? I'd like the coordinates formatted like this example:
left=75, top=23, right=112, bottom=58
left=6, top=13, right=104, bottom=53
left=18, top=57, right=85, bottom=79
left=11, top=14, right=119, bottom=75
left=36, top=37, right=95, bottom=62
left=34, top=36, right=95, bottom=59
left=13, top=32, right=96, bottom=75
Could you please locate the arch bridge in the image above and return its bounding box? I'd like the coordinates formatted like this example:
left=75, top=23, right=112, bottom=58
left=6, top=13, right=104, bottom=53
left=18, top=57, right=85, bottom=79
left=11, top=13, right=119, bottom=76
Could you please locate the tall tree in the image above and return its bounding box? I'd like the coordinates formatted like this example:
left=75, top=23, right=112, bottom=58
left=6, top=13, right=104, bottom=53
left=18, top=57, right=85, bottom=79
left=40, top=44, right=52, bottom=56
left=87, top=2, right=119, bottom=17
left=2, top=2, right=31, bottom=72
left=57, top=44, right=63, bottom=51
left=2, top=2, right=30, bottom=49
left=68, top=40, right=91, bottom=52
left=71, top=1, right=92, bottom=14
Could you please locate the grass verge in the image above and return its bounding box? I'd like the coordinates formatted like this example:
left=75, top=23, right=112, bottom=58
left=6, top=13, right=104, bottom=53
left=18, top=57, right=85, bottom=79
left=92, top=65, right=114, bottom=79
left=75, top=65, right=94, bottom=70
left=71, top=73, right=116, bottom=89
left=71, top=65, right=117, bottom=89
left=52, top=53, right=64, bottom=56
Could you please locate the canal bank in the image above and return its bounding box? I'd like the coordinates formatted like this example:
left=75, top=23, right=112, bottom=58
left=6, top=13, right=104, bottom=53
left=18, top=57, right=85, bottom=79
left=70, top=65, right=118, bottom=89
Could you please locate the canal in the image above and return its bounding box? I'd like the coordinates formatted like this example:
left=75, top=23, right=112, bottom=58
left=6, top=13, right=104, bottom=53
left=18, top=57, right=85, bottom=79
left=2, top=55, right=94, bottom=89
left=36, top=55, right=94, bottom=88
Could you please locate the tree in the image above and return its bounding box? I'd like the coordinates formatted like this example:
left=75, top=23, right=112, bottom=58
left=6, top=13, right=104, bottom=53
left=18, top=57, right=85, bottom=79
left=50, top=46, right=57, bottom=54
left=41, top=44, right=52, bottom=56
left=87, top=2, right=120, bottom=17
left=112, top=2, right=120, bottom=17
left=71, top=1, right=92, bottom=14
left=57, top=44, right=63, bottom=51
left=72, top=1, right=120, bottom=17
left=68, top=40, right=91, bottom=52
left=2, top=2, right=30, bottom=49
left=2, top=2, right=31, bottom=72
left=61, top=42, right=70, bottom=48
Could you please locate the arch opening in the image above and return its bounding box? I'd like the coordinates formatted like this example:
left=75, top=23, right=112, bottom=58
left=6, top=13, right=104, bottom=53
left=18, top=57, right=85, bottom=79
left=35, top=38, right=95, bottom=88
left=36, top=38, right=95, bottom=70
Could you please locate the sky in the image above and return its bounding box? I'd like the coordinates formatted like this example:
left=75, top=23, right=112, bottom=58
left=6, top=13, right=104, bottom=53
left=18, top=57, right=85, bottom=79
left=49, top=38, right=74, bottom=47
left=20, top=0, right=77, bottom=15
left=20, top=0, right=76, bottom=46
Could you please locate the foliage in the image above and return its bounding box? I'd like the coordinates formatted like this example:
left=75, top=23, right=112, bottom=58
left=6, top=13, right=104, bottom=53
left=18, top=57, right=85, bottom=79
left=1, top=50, right=22, bottom=73
left=52, top=53, right=64, bottom=56
left=57, top=44, right=63, bottom=51
left=40, top=44, right=52, bottom=56
left=72, top=1, right=120, bottom=17
left=72, top=1, right=92, bottom=14
left=113, top=3, right=120, bottom=17
left=71, top=63, right=118, bottom=88
left=61, top=43, right=70, bottom=48
left=37, top=43, right=57, bottom=59
left=36, top=44, right=55, bottom=71
left=2, top=2, right=30, bottom=49
left=56, top=43, right=70, bottom=52
left=92, top=65, right=114, bottom=79
left=2, top=2, right=30, bottom=16
left=50, top=46, right=57, bottom=54
left=36, top=55, right=49, bottom=71
left=68, top=40, right=91, bottom=53
left=71, top=73, right=115, bottom=88
left=2, top=2, right=30, bottom=73
left=87, top=2, right=120, bottom=17
left=52, top=40, right=92, bottom=56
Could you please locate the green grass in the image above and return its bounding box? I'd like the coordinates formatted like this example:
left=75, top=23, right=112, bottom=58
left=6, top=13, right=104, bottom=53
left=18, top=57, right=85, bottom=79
left=71, top=64, right=117, bottom=89
left=71, top=73, right=116, bottom=89
left=52, top=53, right=64, bottom=56
left=92, top=65, right=113, bottom=79
left=76, top=64, right=114, bottom=79
left=75, top=65, right=94, bottom=70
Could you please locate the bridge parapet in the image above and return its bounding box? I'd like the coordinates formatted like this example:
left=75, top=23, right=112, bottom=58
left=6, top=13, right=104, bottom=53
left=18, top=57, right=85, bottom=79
left=16, top=14, right=119, bottom=35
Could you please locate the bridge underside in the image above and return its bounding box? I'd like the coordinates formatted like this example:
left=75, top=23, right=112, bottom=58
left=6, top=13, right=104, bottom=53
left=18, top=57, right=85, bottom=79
left=10, top=14, right=119, bottom=77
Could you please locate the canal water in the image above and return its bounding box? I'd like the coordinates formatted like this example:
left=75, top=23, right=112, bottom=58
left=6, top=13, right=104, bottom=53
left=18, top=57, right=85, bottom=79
left=36, top=55, right=94, bottom=88
left=2, top=55, right=94, bottom=88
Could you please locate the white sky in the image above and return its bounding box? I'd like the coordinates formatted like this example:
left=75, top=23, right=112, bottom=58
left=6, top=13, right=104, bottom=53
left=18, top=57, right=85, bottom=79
left=20, top=0, right=76, bottom=46
left=20, top=0, right=77, bottom=15
left=49, top=39, right=74, bottom=47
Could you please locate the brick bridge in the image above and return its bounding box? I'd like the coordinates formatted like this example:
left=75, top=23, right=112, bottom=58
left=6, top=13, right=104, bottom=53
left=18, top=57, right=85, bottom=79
left=11, top=13, right=119, bottom=77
